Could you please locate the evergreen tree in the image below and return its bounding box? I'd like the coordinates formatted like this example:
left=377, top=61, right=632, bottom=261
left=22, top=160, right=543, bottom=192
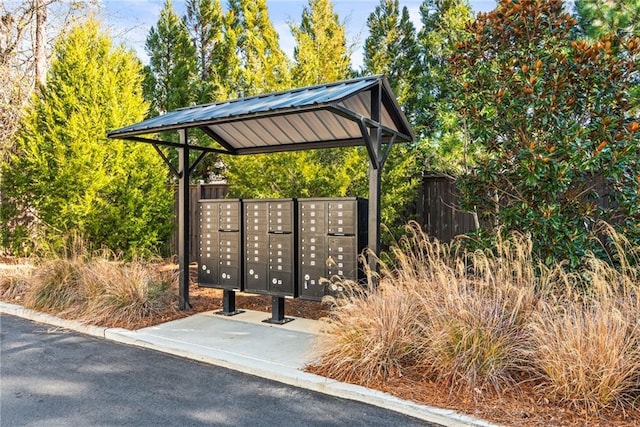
left=291, top=0, right=351, bottom=86
left=363, top=0, right=419, bottom=119
left=415, top=0, right=475, bottom=172
left=144, top=0, right=197, bottom=115
left=225, top=0, right=291, bottom=96
left=185, top=0, right=228, bottom=103
left=575, top=0, right=640, bottom=39
left=0, top=19, right=174, bottom=255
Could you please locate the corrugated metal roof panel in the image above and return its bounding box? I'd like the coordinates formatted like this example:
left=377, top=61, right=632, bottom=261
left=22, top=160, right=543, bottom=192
left=107, top=75, right=414, bottom=152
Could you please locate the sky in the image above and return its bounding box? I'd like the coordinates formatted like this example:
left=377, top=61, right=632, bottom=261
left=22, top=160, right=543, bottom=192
left=98, top=0, right=499, bottom=70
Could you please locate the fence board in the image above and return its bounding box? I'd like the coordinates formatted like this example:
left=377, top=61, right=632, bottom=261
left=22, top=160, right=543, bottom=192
left=420, top=175, right=476, bottom=242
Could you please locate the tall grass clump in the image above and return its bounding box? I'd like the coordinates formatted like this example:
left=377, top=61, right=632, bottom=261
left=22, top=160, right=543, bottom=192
left=16, top=233, right=179, bottom=328
left=312, top=221, right=640, bottom=413
left=81, top=258, right=177, bottom=328
left=22, top=233, right=91, bottom=313
left=392, top=224, right=537, bottom=395
left=529, top=226, right=640, bottom=413
left=312, top=273, right=426, bottom=386
left=23, top=258, right=86, bottom=313
left=313, top=222, right=537, bottom=394
left=0, top=264, right=34, bottom=300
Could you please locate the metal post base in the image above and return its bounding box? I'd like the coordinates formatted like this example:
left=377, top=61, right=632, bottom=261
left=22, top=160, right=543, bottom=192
left=263, top=296, right=294, bottom=324
left=216, top=289, right=244, bottom=316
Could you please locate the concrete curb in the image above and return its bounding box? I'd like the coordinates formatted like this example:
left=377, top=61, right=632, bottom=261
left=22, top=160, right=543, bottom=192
left=1, top=301, right=497, bottom=427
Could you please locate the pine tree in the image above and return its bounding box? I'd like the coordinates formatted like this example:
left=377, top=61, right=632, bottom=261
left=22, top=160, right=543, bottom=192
left=415, top=0, right=475, bottom=172
left=363, top=0, right=419, bottom=119
left=0, top=19, right=174, bottom=255
left=144, top=0, right=197, bottom=115
left=185, top=0, right=228, bottom=103
left=225, top=0, right=291, bottom=96
left=575, top=0, right=640, bottom=39
left=291, top=0, right=351, bottom=86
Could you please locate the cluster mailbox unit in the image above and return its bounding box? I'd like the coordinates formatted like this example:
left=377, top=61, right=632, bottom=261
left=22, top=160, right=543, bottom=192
left=198, top=197, right=368, bottom=320
left=298, top=198, right=368, bottom=301
left=198, top=200, right=243, bottom=291
left=243, top=199, right=297, bottom=297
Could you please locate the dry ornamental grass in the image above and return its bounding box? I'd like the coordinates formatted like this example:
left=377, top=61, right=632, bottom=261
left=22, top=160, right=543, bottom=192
left=310, top=221, right=640, bottom=421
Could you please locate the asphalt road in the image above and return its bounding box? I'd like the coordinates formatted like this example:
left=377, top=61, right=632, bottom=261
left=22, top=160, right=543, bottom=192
left=1, top=314, right=435, bottom=426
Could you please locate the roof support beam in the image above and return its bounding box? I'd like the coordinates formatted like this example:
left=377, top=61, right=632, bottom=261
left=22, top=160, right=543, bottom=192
left=358, top=118, right=377, bottom=170
left=327, top=104, right=412, bottom=143
left=380, top=134, right=396, bottom=170
left=121, top=135, right=231, bottom=155
left=188, top=151, right=209, bottom=176
left=200, top=126, right=238, bottom=154
left=235, top=138, right=363, bottom=155
left=152, top=143, right=181, bottom=179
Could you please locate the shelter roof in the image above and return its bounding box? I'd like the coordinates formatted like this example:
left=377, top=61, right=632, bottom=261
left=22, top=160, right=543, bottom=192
left=107, top=75, right=413, bottom=155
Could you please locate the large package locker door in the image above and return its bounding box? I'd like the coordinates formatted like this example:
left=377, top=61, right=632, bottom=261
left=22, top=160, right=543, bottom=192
left=198, top=200, right=220, bottom=287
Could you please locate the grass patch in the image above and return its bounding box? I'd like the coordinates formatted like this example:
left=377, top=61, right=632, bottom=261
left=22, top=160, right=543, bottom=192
left=24, top=258, right=85, bottom=314
left=529, top=228, right=640, bottom=413
left=82, top=259, right=177, bottom=328
left=313, top=278, right=426, bottom=386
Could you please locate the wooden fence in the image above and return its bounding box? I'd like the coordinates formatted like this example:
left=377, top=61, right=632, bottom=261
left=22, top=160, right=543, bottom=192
left=417, top=174, right=477, bottom=242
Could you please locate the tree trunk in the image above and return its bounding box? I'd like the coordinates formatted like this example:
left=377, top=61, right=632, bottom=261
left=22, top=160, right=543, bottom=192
left=35, top=0, right=47, bottom=87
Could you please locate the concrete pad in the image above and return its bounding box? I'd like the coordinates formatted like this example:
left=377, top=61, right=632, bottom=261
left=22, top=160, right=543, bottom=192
left=130, top=311, right=317, bottom=369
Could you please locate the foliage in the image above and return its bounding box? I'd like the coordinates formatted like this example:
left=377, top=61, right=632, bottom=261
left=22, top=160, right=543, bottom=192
left=291, top=0, right=352, bottom=86
left=0, top=19, right=174, bottom=256
left=575, top=0, right=640, bottom=39
left=18, top=246, right=178, bottom=329
left=144, top=0, right=198, bottom=115
left=450, top=0, right=640, bottom=266
left=415, top=0, right=476, bottom=173
left=225, top=0, right=291, bottom=97
left=0, top=264, right=33, bottom=301
left=363, top=0, right=420, bottom=121
left=529, top=225, right=640, bottom=412
left=185, top=0, right=229, bottom=104
left=184, top=0, right=230, bottom=179
left=1, top=1, right=91, bottom=153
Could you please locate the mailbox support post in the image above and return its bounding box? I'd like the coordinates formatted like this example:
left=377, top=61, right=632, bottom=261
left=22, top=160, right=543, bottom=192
left=217, top=289, right=243, bottom=316
left=367, top=83, right=382, bottom=285
left=178, top=129, right=192, bottom=310
left=263, top=296, right=293, bottom=324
